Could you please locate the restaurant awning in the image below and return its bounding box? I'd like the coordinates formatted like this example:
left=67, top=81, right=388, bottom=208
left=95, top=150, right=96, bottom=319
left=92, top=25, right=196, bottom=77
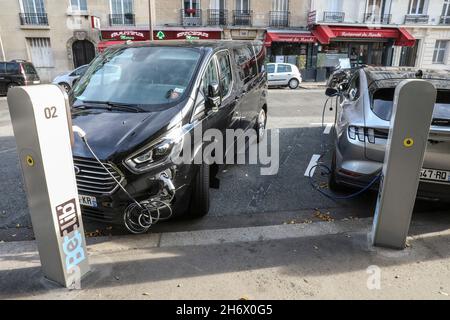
left=311, top=25, right=416, bottom=47
left=264, top=31, right=317, bottom=47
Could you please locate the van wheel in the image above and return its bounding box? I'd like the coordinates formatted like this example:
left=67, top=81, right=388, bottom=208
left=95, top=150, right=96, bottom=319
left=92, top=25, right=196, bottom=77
left=59, top=82, right=71, bottom=93
left=255, top=108, right=267, bottom=143
left=288, top=79, right=299, bottom=90
left=6, top=83, right=18, bottom=93
left=329, top=150, right=344, bottom=191
left=188, top=163, right=210, bottom=218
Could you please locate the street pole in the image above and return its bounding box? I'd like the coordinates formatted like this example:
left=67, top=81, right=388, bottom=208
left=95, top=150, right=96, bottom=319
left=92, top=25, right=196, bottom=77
left=149, top=0, right=154, bottom=41
left=0, top=26, right=6, bottom=61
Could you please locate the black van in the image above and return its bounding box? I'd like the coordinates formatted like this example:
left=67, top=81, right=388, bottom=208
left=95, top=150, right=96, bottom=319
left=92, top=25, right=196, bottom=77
left=70, top=41, right=268, bottom=233
left=0, top=60, right=40, bottom=95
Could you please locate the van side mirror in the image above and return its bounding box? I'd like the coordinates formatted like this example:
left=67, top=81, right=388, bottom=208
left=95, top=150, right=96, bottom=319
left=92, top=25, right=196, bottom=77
left=206, top=82, right=221, bottom=112
left=325, top=87, right=339, bottom=97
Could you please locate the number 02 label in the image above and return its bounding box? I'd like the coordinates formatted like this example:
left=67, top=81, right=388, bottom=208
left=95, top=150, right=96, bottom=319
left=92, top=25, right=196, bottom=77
left=44, top=107, right=58, bottom=119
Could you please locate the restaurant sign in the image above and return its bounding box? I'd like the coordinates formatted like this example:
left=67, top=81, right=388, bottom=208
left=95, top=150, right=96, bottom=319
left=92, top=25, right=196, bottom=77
left=153, top=30, right=222, bottom=40
left=101, top=30, right=150, bottom=41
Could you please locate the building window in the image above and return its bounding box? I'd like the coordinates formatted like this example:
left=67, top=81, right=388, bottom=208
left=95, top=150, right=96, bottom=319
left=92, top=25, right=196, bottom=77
left=408, top=0, right=427, bottom=15
left=235, top=0, right=250, bottom=12
left=27, top=38, right=54, bottom=68
left=184, top=0, right=200, bottom=16
left=70, top=0, right=87, bottom=11
left=433, top=40, right=448, bottom=64
left=110, top=0, right=134, bottom=25
left=19, top=0, right=47, bottom=25
left=443, top=0, right=450, bottom=16
left=272, top=0, right=288, bottom=11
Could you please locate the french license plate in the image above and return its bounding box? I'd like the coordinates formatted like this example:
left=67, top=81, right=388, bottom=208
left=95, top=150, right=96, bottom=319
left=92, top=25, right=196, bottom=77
left=79, top=195, right=98, bottom=208
left=420, top=169, right=450, bottom=183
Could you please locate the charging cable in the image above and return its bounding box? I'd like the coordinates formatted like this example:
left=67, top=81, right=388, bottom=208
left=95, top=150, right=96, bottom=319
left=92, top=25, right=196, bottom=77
left=308, top=163, right=382, bottom=200
left=72, top=125, right=176, bottom=234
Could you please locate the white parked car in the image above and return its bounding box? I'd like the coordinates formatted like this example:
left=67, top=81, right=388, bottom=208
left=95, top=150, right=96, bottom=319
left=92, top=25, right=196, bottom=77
left=52, top=65, right=88, bottom=92
left=266, top=63, right=302, bottom=89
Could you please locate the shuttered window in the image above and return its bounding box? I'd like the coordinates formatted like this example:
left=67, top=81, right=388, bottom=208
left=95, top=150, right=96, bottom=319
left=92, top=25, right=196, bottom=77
left=27, top=38, right=54, bottom=68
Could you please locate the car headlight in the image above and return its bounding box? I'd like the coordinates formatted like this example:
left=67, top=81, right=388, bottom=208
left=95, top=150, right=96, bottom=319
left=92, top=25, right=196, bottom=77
left=124, top=124, right=184, bottom=173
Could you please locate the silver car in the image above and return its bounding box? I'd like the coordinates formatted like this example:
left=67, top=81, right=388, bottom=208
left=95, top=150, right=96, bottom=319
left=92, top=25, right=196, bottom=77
left=267, top=63, right=302, bottom=89
left=52, top=64, right=88, bottom=92
left=328, top=67, right=450, bottom=201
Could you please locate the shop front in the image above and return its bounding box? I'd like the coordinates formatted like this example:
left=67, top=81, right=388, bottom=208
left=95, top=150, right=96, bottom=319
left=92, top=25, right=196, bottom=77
left=264, top=30, right=318, bottom=81
left=310, top=25, right=416, bottom=78
left=98, top=27, right=223, bottom=52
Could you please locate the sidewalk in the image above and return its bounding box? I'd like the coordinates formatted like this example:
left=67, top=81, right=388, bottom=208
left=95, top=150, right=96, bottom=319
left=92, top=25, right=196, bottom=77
left=1, top=215, right=450, bottom=300
left=300, top=82, right=327, bottom=90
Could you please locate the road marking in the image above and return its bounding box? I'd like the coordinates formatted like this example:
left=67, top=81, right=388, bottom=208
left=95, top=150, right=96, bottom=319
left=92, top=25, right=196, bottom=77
left=323, top=123, right=333, bottom=135
left=305, top=154, right=321, bottom=177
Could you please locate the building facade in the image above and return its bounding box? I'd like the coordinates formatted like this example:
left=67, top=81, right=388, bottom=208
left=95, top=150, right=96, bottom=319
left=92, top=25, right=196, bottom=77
left=0, top=0, right=449, bottom=83
left=309, top=0, right=450, bottom=73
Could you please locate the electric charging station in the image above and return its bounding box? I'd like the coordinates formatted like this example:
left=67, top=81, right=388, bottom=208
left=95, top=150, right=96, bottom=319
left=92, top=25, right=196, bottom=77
left=372, top=79, right=437, bottom=250
left=7, top=85, right=89, bottom=288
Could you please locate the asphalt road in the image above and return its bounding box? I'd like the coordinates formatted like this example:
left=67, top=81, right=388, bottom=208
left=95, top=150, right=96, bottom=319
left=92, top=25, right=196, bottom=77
left=0, top=90, right=448, bottom=241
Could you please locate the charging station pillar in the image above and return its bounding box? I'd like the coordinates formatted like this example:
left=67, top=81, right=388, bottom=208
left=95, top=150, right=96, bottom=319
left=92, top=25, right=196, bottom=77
left=7, top=85, right=89, bottom=288
left=372, top=80, right=437, bottom=250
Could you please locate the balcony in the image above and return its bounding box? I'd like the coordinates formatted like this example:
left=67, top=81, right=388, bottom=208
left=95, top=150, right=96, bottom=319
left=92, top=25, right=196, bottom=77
left=19, top=13, right=48, bottom=26
left=323, top=11, right=345, bottom=23
left=208, top=9, right=228, bottom=26
left=404, top=14, right=429, bottom=24
left=440, top=16, right=450, bottom=25
left=269, top=11, right=290, bottom=27
left=181, top=9, right=202, bottom=26
left=233, top=10, right=253, bottom=26
left=109, top=13, right=135, bottom=26
left=364, top=13, right=392, bottom=24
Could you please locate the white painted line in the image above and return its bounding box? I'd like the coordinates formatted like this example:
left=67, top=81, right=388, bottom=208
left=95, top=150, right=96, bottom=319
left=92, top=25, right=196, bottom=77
left=323, top=123, right=333, bottom=135
left=305, top=154, right=321, bottom=177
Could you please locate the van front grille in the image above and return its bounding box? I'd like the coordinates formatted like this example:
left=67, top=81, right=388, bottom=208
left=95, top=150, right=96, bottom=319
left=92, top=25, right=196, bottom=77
left=73, top=157, right=123, bottom=196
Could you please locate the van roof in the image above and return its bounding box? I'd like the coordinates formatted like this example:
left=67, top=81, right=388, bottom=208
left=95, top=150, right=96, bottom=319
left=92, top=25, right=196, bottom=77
left=106, top=40, right=263, bottom=52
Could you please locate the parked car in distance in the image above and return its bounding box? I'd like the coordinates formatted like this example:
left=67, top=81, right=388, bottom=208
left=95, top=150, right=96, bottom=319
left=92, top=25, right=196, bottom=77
left=53, top=64, right=88, bottom=92
left=70, top=41, right=268, bottom=232
left=327, top=67, right=450, bottom=202
left=267, top=63, right=302, bottom=89
left=0, top=60, right=40, bottom=95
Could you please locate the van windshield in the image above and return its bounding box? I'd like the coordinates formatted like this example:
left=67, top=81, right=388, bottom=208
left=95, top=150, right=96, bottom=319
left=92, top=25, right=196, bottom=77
left=72, top=46, right=202, bottom=110
left=372, top=87, right=450, bottom=124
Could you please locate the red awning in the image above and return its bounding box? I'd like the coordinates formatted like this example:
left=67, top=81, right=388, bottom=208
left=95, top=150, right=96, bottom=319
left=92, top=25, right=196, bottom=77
left=396, top=28, right=416, bottom=47
left=97, top=41, right=127, bottom=52
left=311, top=25, right=335, bottom=45
left=311, top=25, right=416, bottom=47
left=264, top=32, right=317, bottom=47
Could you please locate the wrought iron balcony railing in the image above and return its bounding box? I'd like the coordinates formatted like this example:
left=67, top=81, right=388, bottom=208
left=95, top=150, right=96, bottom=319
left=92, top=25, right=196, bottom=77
left=19, top=13, right=48, bottom=26
left=323, top=11, right=345, bottom=23
left=233, top=10, right=253, bottom=26
left=404, top=14, right=429, bottom=24
left=364, top=13, right=392, bottom=24
left=269, top=11, right=290, bottom=27
left=109, top=13, right=135, bottom=26
left=208, top=9, right=228, bottom=25
left=181, top=9, right=202, bottom=26
left=440, top=15, right=450, bottom=25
